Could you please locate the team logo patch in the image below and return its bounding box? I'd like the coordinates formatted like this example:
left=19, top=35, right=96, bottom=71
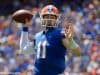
left=48, top=5, right=53, bottom=13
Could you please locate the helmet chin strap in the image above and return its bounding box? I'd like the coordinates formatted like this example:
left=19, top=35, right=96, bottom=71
left=42, top=24, right=55, bottom=33
left=46, top=25, right=54, bottom=29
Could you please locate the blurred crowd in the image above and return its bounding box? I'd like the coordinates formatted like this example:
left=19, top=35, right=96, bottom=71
left=0, top=0, right=99, bottom=75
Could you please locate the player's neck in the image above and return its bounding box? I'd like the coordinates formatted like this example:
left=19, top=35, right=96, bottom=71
left=43, top=27, right=55, bottom=33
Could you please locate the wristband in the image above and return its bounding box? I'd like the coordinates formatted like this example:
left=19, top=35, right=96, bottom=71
left=67, top=38, right=78, bottom=50
left=22, top=27, right=28, bottom=32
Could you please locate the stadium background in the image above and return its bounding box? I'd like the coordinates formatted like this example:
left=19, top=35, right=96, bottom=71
left=0, top=0, right=99, bottom=75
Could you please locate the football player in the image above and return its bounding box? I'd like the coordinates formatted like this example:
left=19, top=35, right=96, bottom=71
left=20, top=5, right=81, bottom=75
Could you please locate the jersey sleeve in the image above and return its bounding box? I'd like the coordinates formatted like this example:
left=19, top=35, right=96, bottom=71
left=59, top=28, right=66, bottom=40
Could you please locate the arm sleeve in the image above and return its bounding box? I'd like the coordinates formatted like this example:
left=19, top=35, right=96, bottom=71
left=20, top=31, right=29, bottom=49
left=19, top=27, right=34, bottom=55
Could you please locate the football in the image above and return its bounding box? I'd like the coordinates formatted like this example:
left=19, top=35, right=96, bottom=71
left=12, top=9, right=33, bottom=23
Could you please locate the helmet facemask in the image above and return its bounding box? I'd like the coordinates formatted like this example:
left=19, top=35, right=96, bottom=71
left=40, top=14, right=60, bottom=28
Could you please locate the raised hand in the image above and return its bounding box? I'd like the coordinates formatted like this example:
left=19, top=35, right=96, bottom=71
left=64, top=22, right=74, bottom=40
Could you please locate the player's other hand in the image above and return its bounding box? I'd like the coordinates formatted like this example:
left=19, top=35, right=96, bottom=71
left=64, top=23, right=74, bottom=40
left=24, top=18, right=31, bottom=26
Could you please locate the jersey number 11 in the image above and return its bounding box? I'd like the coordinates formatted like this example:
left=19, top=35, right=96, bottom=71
left=37, top=41, right=47, bottom=59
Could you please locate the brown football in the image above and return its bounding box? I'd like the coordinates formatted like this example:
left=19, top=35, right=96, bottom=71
left=12, top=9, right=33, bottom=23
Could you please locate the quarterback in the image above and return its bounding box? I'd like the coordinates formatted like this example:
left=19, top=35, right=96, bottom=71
left=19, top=5, right=81, bottom=75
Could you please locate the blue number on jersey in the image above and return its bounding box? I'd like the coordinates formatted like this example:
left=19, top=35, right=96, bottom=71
left=34, top=28, right=67, bottom=75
